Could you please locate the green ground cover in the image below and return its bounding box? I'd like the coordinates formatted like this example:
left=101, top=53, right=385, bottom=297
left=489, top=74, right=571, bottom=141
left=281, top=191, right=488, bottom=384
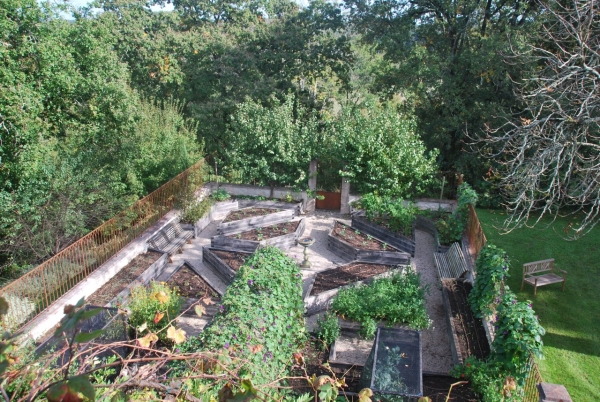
left=476, top=209, right=600, bottom=402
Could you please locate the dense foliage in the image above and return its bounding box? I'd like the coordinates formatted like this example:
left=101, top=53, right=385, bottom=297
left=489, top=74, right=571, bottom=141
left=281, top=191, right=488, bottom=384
left=332, top=270, right=430, bottom=338
left=356, top=193, right=418, bottom=237
left=178, top=246, right=305, bottom=396
left=457, top=243, right=545, bottom=401
left=436, top=182, right=478, bottom=244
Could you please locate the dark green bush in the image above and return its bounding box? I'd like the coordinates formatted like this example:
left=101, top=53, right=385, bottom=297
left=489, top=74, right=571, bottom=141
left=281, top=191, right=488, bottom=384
left=315, top=311, right=340, bottom=349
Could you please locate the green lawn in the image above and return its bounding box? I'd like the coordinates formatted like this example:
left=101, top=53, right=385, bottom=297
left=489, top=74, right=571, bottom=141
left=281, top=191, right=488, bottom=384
left=476, top=209, right=600, bottom=402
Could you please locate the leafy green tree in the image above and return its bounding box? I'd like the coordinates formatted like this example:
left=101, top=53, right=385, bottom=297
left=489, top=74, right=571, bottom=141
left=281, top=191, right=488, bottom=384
left=343, top=0, right=538, bottom=184
left=327, top=103, right=439, bottom=197
left=224, top=94, right=318, bottom=189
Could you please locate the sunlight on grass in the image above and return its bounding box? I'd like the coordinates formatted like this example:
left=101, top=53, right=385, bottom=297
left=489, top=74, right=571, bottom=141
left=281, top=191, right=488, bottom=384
left=476, top=209, right=600, bottom=402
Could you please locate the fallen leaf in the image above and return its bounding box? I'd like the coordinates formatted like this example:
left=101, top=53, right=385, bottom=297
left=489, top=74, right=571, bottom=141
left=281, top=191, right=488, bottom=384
left=292, top=352, right=304, bottom=365
left=249, top=344, right=263, bottom=354
left=201, top=296, right=215, bottom=305
left=137, top=323, right=148, bottom=333
left=153, top=311, right=165, bottom=324
left=195, top=305, right=206, bottom=317
left=138, top=333, right=158, bottom=348
left=155, top=291, right=169, bottom=303
left=167, top=326, right=187, bottom=344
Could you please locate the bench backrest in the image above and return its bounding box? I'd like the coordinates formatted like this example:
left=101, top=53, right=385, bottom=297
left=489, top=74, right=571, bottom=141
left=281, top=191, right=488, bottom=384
left=148, top=230, right=170, bottom=249
left=523, top=258, right=555, bottom=275
left=446, top=242, right=468, bottom=277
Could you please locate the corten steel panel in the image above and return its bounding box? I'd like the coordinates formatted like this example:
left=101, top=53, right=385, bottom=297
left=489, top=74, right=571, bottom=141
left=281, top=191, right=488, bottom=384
left=315, top=191, right=341, bottom=210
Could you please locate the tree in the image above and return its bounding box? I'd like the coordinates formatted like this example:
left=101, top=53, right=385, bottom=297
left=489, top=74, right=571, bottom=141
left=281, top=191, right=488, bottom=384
left=224, top=94, right=318, bottom=189
left=328, top=103, right=439, bottom=197
left=342, top=0, right=539, bottom=185
left=481, top=0, right=600, bottom=237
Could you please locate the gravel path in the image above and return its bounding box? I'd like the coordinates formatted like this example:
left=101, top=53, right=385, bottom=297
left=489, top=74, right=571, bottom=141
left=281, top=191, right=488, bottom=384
left=412, top=229, right=454, bottom=374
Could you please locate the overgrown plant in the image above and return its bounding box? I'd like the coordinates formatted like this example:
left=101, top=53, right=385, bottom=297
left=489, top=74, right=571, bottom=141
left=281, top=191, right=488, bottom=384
left=315, top=311, right=340, bottom=350
left=128, top=281, right=183, bottom=344
left=436, top=182, right=478, bottom=244
left=468, top=244, right=509, bottom=318
left=358, top=193, right=418, bottom=237
left=176, top=246, right=306, bottom=397
left=332, top=270, right=430, bottom=338
left=211, top=188, right=231, bottom=201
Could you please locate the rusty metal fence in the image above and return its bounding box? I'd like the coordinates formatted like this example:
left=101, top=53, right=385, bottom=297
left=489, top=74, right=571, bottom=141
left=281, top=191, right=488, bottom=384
left=0, top=159, right=205, bottom=331
left=466, top=206, right=543, bottom=401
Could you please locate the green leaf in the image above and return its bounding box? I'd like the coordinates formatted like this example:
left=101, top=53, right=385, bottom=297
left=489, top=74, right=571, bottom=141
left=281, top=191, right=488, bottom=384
left=81, top=308, right=103, bottom=321
left=0, top=297, right=9, bottom=316
left=68, top=375, right=95, bottom=401
left=75, top=298, right=86, bottom=308
left=74, top=329, right=104, bottom=343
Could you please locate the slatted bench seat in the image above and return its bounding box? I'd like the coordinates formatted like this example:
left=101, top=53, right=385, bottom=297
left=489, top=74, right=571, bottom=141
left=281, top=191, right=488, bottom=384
left=521, top=258, right=567, bottom=296
left=148, top=221, right=194, bottom=260
left=433, top=242, right=469, bottom=280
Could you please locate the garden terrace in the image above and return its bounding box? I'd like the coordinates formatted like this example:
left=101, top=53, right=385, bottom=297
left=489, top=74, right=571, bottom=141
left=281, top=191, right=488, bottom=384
left=211, top=218, right=305, bottom=252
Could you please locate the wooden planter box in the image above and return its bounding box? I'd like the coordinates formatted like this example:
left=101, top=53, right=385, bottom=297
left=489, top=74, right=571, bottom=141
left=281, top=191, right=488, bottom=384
left=441, top=279, right=491, bottom=366
left=106, top=251, right=169, bottom=307
left=194, top=200, right=239, bottom=236
left=327, top=222, right=411, bottom=265
left=202, top=247, right=253, bottom=286
left=237, top=199, right=302, bottom=215
left=415, top=215, right=450, bottom=253
left=351, top=211, right=416, bottom=256
left=217, top=208, right=295, bottom=236
left=304, top=264, right=400, bottom=315
left=211, top=218, right=306, bottom=253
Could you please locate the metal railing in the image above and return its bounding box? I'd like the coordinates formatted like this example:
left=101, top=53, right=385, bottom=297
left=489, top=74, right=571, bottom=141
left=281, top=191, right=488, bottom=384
left=0, top=159, right=205, bottom=331
left=465, top=206, right=543, bottom=401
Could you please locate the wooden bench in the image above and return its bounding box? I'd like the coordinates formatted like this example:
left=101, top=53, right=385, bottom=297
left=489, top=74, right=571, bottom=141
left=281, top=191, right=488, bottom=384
left=521, top=258, right=567, bottom=296
left=434, top=242, right=469, bottom=281
left=148, top=221, right=194, bottom=260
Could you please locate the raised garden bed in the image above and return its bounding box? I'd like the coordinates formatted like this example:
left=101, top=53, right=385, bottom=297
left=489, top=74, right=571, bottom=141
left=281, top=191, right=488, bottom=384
left=304, top=262, right=399, bottom=315
left=237, top=199, right=303, bottom=215
left=211, top=218, right=305, bottom=252
left=327, top=221, right=411, bottom=265
left=203, top=247, right=253, bottom=285
left=351, top=211, right=416, bottom=256
left=86, top=250, right=168, bottom=307
left=441, top=278, right=490, bottom=365
left=164, top=263, right=221, bottom=320
left=194, top=200, right=239, bottom=235
left=217, top=207, right=294, bottom=235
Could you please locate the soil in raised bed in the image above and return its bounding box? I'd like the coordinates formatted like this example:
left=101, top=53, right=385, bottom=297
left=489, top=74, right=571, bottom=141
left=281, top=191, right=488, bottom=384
left=310, top=263, right=395, bottom=296
left=211, top=249, right=249, bottom=271
left=422, top=375, right=478, bottom=402
left=86, top=251, right=163, bottom=306
left=228, top=220, right=300, bottom=241
left=167, top=265, right=220, bottom=300
left=443, top=279, right=490, bottom=361
left=332, top=221, right=398, bottom=252
left=222, top=207, right=280, bottom=223
left=288, top=339, right=361, bottom=397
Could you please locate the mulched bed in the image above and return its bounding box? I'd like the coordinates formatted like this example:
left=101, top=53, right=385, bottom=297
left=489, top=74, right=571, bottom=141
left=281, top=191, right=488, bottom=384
left=211, top=249, right=249, bottom=271
left=86, top=251, right=162, bottom=306
left=228, top=220, right=300, bottom=241
left=310, top=263, right=395, bottom=296
left=167, top=265, right=220, bottom=299
left=332, top=221, right=397, bottom=251
left=443, top=279, right=491, bottom=360
left=222, top=207, right=280, bottom=223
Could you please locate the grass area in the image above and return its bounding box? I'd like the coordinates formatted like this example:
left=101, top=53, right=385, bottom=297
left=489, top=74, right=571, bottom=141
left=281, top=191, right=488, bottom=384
left=476, top=209, right=600, bottom=402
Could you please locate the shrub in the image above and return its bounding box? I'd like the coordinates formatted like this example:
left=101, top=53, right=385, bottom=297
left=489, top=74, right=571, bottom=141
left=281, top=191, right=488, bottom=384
left=211, top=188, right=231, bottom=201
left=451, top=357, right=523, bottom=402
left=315, top=311, right=340, bottom=349
left=359, top=193, right=417, bottom=236
left=436, top=182, right=478, bottom=244
left=181, top=197, right=213, bottom=224
left=332, top=270, right=430, bottom=338
left=468, top=244, right=509, bottom=318
left=492, top=292, right=545, bottom=377
left=177, top=246, right=305, bottom=396
left=128, top=281, right=183, bottom=344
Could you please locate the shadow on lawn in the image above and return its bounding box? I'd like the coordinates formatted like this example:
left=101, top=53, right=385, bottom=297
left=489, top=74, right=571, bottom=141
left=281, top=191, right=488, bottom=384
left=543, top=332, right=600, bottom=358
